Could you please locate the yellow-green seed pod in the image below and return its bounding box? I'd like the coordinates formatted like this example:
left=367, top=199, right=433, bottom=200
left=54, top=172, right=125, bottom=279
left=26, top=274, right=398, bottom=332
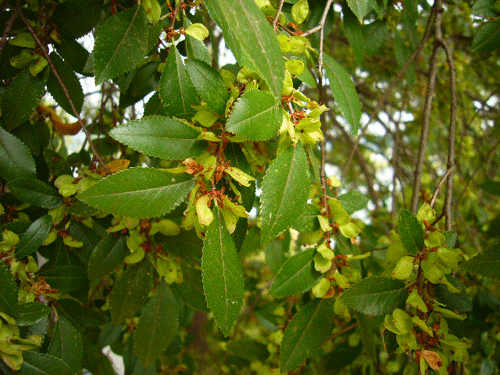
left=391, top=256, right=414, bottom=280
left=392, top=308, right=413, bottom=334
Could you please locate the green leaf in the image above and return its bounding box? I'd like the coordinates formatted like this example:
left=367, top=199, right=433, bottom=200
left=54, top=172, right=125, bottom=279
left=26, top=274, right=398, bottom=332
left=341, top=276, right=408, bottom=315
left=280, top=298, right=334, bottom=372
left=109, top=259, right=153, bottom=325
left=88, top=234, right=129, bottom=281
left=171, top=266, right=209, bottom=312
left=269, top=249, right=322, bottom=297
left=109, top=115, right=206, bottom=160
left=16, top=215, right=53, bottom=257
left=159, top=46, right=199, bottom=118
left=291, top=0, right=309, bottom=24
left=337, top=191, right=370, bottom=215
left=14, top=302, right=51, bottom=326
left=346, top=0, right=371, bottom=22
left=7, top=178, right=63, bottom=209
left=186, top=59, right=228, bottom=115
left=94, top=5, right=149, bottom=83
left=0, top=127, right=36, bottom=181
left=319, top=342, right=363, bottom=370
left=18, top=352, right=72, bottom=375
left=78, top=168, right=194, bottom=219
left=355, top=311, right=377, bottom=363
left=436, top=276, right=472, bottom=312
left=54, top=38, right=90, bottom=75
left=323, top=55, right=362, bottom=134
left=48, top=316, right=83, bottom=374
left=472, top=20, right=500, bottom=53
left=1, top=69, right=46, bottom=131
left=134, top=281, right=179, bottom=367
left=461, top=245, right=500, bottom=279
left=38, top=265, right=88, bottom=292
left=0, top=261, right=18, bottom=315
left=226, top=90, right=281, bottom=141
left=471, top=0, right=498, bottom=18
left=47, top=53, right=84, bottom=114
left=204, top=0, right=284, bottom=101
left=398, top=208, right=424, bottom=256
left=260, top=143, right=310, bottom=245
left=202, top=207, right=245, bottom=336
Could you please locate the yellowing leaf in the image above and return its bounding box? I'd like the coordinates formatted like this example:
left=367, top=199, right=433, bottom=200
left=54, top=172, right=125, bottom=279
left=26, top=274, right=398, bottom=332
left=185, top=23, right=209, bottom=41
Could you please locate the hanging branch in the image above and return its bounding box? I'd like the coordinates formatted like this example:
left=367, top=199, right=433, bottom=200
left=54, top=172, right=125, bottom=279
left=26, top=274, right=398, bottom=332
left=16, top=1, right=109, bottom=173
left=341, top=7, right=437, bottom=179
left=272, top=0, right=286, bottom=31
left=314, top=0, right=334, bottom=213
left=441, top=42, right=457, bottom=231
left=0, top=11, right=17, bottom=57
left=429, top=165, right=456, bottom=209
left=410, top=0, right=444, bottom=214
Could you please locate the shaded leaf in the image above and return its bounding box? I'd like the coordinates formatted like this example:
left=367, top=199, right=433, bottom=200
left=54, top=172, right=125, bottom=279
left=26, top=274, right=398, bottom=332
left=7, top=178, right=63, bottom=209
left=184, top=19, right=211, bottom=65
left=171, top=266, right=209, bottom=312
left=398, top=208, right=424, bottom=255
left=48, top=316, right=83, bottom=374
left=337, top=191, right=370, bottom=215
left=436, top=276, right=472, bottom=312
left=226, top=90, right=281, bottom=141
left=341, top=276, right=408, bottom=315
left=472, top=20, right=500, bottom=53
left=480, top=178, right=500, bottom=196
left=461, top=245, right=500, bottom=280
left=346, top=0, right=371, bottom=22
left=109, top=259, right=153, bottom=325
left=280, top=298, right=334, bottom=372
left=15, top=302, right=51, bottom=326
left=292, top=204, right=321, bottom=233
left=47, top=53, right=84, bottom=114
left=19, top=352, right=72, bottom=375
left=109, top=116, right=206, bottom=160
left=1, top=69, right=46, bottom=131
left=323, top=55, right=362, bottom=134
left=38, top=265, right=87, bottom=292
left=88, top=234, right=129, bottom=281
left=204, top=0, right=284, bottom=101
left=202, top=207, right=245, bottom=336
left=269, top=249, right=321, bottom=297
left=94, top=5, right=149, bottom=83
left=134, top=281, right=179, bottom=367
left=225, top=338, right=269, bottom=362
left=16, top=215, right=53, bottom=257
left=0, top=261, right=18, bottom=315
left=0, top=127, right=36, bottom=181
left=260, top=143, right=309, bottom=245
left=159, top=46, right=199, bottom=118
left=319, top=342, right=363, bottom=371
left=52, top=0, right=103, bottom=39
left=186, top=59, right=228, bottom=115
left=78, top=168, right=194, bottom=219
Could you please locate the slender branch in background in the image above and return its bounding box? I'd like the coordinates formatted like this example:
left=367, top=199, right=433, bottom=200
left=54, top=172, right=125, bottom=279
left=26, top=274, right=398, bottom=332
left=341, top=7, right=436, bottom=179
left=410, top=0, right=444, bottom=214
left=441, top=42, right=457, bottom=231
left=429, top=165, right=455, bottom=209
left=0, top=11, right=17, bottom=57
left=16, top=1, right=109, bottom=173
left=314, top=0, right=334, bottom=213
left=392, top=115, right=402, bottom=225
left=328, top=322, right=358, bottom=342
left=272, top=0, right=286, bottom=31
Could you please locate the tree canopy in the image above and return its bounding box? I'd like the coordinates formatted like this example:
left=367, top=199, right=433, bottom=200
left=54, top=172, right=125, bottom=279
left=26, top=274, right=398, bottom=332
left=1, top=0, right=500, bottom=374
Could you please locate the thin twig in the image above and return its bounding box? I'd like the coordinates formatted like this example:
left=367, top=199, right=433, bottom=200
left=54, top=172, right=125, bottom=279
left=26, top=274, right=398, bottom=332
left=16, top=1, right=109, bottom=173
left=168, top=0, right=183, bottom=30
left=441, top=42, right=457, bottom=231
left=327, top=322, right=358, bottom=342
left=0, top=11, right=17, bottom=57
left=429, top=165, right=455, bottom=209
left=341, top=7, right=436, bottom=179
left=272, top=0, right=286, bottom=32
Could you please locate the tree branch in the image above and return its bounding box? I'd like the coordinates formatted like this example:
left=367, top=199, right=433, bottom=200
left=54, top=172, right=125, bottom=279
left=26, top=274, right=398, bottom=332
left=341, top=6, right=436, bottom=179
left=0, top=11, right=16, bottom=57
left=429, top=165, right=455, bottom=209
left=272, top=0, right=286, bottom=32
